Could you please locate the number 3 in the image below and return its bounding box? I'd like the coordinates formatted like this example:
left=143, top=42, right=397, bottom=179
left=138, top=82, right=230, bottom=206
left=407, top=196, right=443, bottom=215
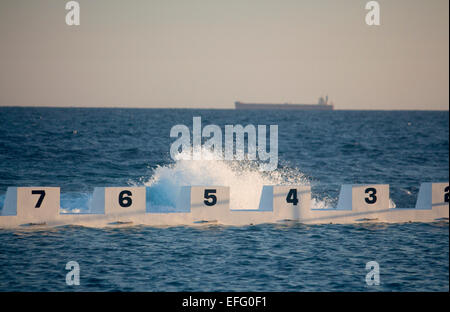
left=365, top=187, right=377, bottom=204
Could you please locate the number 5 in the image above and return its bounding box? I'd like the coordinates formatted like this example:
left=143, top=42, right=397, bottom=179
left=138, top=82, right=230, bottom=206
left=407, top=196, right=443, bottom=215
left=204, top=189, right=217, bottom=206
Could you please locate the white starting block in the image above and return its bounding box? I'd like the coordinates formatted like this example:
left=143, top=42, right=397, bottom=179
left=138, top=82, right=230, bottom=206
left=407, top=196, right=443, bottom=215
left=299, top=184, right=390, bottom=224
left=190, top=186, right=230, bottom=223
left=57, top=187, right=148, bottom=227
left=143, top=186, right=229, bottom=226
left=272, top=185, right=311, bottom=220
left=305, top=183, right=449, bottom=224
left=227, top=185, right=311, bottom=225
left=336, top=184, right=390, bottom=212
left=0, top=187, right=60, bottom=226
left=89, top=187, right=146, bottom=224
left=387, top=182, right=449, bottom=223
left=415, top=182, right=449, bottom=210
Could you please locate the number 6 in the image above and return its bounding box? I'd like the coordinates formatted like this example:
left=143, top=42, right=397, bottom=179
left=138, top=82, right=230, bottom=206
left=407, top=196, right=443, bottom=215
left=118, top=190, right=132, bottom=208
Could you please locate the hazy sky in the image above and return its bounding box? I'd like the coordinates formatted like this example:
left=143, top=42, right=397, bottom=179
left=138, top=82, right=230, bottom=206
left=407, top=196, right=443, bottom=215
left=0, top=0, right=448, bottom=110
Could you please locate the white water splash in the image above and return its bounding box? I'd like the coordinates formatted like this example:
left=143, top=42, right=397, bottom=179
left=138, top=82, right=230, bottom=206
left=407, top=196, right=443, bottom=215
left=143, top=150, right=316, bottom=210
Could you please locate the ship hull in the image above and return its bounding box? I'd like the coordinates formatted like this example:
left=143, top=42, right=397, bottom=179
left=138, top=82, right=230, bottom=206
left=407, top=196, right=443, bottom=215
left=235, top=102, right=334, bottom=110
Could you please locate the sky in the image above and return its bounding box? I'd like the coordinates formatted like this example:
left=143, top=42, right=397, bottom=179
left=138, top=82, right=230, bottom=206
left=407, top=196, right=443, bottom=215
left=0, top=0, right=448, bottom=110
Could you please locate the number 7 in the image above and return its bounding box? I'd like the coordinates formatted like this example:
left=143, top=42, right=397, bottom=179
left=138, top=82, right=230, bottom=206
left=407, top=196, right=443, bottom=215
left=31, top=190, right=46, bottom=208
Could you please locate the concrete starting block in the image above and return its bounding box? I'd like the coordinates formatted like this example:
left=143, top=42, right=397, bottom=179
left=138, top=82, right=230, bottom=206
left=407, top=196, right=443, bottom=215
left=142, top=186, right=229, bottom=226
left=1, top=187, right=60, bottom=226
left=190, top=186, right=230, bottom=223
left=387, top=182, right=449, bottom=223
left=304, top=183, right=448, bottom=224
left=227, top=185, right=311, bottom=225
left=298, top=184, right=389, bottom=224
left=89, top=187, right=146, bottom=224
left=336, top=184, right=389, bottom=211
left=272, top=185, right=311, bottom=221
left=415, top=182, right=449, bottom=210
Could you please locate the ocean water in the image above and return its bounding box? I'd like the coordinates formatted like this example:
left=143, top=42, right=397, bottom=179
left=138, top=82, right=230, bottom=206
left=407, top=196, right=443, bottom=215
left=0, top=107, right=448, bottom=291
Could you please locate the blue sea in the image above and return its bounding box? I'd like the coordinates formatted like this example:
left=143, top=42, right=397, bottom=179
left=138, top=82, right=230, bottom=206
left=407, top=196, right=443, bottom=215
left=0, top=107, right=448, bottom=291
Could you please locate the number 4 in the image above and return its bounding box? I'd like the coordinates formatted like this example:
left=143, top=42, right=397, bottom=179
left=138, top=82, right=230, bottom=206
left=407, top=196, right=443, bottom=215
left=286, top=189, right=299, bottom=206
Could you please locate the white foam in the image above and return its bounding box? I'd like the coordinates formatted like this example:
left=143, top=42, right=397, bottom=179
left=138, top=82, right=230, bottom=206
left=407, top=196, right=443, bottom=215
left=143, top=150, right=314, bottom=210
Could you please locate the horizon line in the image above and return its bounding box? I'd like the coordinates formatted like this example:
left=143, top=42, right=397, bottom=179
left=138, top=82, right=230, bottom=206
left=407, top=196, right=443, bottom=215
left=0, top=105, right=448, bottom=112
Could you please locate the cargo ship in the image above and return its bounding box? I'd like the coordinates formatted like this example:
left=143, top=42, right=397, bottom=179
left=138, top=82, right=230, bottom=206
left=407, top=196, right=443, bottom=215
left=235, top=96, right=334, bottom=110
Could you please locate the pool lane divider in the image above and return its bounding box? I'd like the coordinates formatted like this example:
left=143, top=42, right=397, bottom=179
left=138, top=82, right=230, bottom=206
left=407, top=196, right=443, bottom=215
left=0, top=183, right=448, bottom=228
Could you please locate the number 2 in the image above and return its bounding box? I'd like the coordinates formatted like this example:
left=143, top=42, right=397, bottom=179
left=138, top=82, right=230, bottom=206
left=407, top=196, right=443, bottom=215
left=445, top=186, right=449, bottom=203
left=31, top=190, right=46, bottom=208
